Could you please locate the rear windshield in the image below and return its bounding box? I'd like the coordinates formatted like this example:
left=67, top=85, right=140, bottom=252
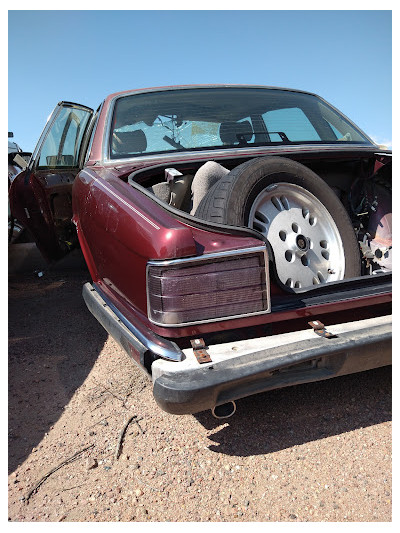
left=109, top=87, right=372, bottom=159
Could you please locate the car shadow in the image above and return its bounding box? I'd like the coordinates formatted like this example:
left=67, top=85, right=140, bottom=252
left=194, top=366, right=392, bottom=456
left=8, top=255, right=108, bottom=474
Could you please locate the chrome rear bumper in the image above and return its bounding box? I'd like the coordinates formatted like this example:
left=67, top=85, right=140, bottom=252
left=151, top=315, right=392, bottom=414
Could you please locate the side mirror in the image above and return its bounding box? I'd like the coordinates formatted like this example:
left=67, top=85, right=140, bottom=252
left=8, top=132, right=14, bottom=138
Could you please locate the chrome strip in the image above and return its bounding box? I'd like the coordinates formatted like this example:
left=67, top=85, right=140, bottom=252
left=146, top=245, right=271, bottom=327
left=147, top=245, right=267, bottom=267
left=93, top=284, right=184, bottom=362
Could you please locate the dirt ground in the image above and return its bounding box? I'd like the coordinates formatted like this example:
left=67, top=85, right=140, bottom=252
left=8, top=248, right=392, bottom=523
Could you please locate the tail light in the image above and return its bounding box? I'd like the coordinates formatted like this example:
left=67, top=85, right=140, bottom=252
left=147, top=246, right=270, bottom=326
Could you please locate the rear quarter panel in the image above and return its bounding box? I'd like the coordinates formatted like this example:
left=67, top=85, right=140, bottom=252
left=72, top=167, right=263, bottom=324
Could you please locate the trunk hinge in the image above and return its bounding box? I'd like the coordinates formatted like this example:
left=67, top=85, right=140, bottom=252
left=190, top=338, right=212, bottom=364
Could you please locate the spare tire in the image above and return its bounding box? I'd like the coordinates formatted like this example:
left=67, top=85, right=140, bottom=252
left=195, top=156, right=361, bottom=289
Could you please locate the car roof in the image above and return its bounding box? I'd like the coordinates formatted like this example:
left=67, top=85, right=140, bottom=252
left=106, top=84, right=319, bottom=101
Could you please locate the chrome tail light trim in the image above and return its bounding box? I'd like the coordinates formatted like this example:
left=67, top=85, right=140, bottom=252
left=146, top=245, right=271, bottom=327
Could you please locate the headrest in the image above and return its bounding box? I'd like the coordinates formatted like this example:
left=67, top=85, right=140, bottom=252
left=113, top=129, right=147, bottom=154
left=219, top=120, right=253, bottom=144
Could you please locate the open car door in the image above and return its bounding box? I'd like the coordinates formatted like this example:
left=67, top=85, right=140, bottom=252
left=9, top=102, right=94, bottom=261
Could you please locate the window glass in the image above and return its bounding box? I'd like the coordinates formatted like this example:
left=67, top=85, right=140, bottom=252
left=263, top=107, right=321, bottom=142
left=37, top=106, right=92, bottom=168
left=109, top=88, right=372, bottom=159
left=317, top=101, right=365, bottom=142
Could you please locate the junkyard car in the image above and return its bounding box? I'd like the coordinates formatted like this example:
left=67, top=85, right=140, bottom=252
left=9, top=85, right=391, bottom=417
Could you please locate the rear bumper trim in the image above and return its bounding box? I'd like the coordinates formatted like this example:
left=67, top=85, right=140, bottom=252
left=152, top=315, right=392, bottom=414
left=82, top=282, right=184, bottom=362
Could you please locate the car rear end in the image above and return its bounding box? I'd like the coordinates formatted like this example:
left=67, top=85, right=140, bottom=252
left=76, top=86, right=392, bottom=415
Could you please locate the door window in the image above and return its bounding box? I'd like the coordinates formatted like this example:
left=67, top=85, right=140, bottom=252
left=37, top=105, right=92, bottom=168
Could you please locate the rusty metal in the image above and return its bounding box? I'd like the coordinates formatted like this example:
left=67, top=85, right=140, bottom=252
left=308, top=320, right=337, bottom=339
left=190, top=338, right=212, bottom=364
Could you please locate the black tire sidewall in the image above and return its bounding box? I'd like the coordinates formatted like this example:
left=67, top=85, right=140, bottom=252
left=213, top=157, right=361, bottom=279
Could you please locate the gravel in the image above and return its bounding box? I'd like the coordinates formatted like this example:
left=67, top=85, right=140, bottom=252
left=8, top=263, right=392, bottom=522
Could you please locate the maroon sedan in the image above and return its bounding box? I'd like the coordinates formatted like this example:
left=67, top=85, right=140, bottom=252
left=9, top=85, right=392, bottom=418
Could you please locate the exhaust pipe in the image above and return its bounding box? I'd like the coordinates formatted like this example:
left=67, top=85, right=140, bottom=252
left=211, top=401, right=236, bottom=419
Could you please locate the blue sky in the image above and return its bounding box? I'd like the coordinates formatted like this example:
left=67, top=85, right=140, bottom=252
left=8, top=9, right=392, bottom=152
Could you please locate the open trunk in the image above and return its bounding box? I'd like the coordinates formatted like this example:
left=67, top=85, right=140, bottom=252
left=126, top=149, right=392, bottom=285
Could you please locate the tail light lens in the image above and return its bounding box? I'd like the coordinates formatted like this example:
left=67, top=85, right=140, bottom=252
left=147, top=246, right=270, bottom=326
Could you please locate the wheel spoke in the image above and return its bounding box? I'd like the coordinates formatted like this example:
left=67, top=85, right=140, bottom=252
left=248, top=183, right=345, bottom=288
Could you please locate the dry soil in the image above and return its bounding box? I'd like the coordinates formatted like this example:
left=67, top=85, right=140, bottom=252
left=8, top=253, right=392, bottom=522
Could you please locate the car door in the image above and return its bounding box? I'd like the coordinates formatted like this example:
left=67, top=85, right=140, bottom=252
left=9, top=102, right=94, bottom=261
